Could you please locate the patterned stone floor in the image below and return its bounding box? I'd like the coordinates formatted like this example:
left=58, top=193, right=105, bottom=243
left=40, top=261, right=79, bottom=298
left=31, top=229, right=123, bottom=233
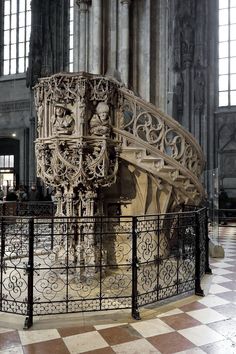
left=0, top=226, right=236, bottom=353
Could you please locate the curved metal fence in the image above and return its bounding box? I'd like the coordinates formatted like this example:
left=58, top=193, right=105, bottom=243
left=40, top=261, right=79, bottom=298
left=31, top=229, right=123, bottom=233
left=0, top=203, right=210, bottom=328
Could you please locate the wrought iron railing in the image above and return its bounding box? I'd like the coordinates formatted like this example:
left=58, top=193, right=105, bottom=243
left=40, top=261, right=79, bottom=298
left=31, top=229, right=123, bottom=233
left=0, top=201, right=55, bottom=217
left=0, top=206, right=210, bottom=328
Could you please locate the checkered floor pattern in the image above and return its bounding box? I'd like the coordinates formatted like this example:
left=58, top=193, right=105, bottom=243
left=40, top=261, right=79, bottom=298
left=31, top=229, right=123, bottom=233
left=1, top=226, right=236, bottom=353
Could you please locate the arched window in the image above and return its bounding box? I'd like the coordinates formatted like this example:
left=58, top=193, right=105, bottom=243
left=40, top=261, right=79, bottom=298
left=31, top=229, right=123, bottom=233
left=218, top=0, right=236, bottom=106
left=2, top=0, right=31, bottom=75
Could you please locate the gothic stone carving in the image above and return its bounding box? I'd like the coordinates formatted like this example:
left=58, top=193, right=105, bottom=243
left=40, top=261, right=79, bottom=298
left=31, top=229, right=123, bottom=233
left=34, top=73, right=120, bottom=218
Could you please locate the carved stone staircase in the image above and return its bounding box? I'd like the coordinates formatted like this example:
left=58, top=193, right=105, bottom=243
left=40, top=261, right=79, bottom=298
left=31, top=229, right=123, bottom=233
left=114, top=86, right=205, bottom=210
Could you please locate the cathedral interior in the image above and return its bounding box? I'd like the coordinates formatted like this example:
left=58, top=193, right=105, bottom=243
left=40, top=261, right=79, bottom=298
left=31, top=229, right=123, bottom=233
left=0, top=1, right=236, bottom=353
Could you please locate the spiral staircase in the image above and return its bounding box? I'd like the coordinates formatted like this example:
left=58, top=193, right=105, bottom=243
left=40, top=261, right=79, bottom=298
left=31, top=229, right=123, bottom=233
left=113, top=86, right=204, bottom=213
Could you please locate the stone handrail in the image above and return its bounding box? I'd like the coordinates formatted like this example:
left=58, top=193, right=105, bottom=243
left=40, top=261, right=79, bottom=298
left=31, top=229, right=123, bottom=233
left=117, top=87, right=205, bottom=179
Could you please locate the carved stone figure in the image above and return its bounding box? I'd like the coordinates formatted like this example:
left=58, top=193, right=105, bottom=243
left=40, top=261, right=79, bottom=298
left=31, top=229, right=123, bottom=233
left=89, top=102, right=111, bottom=137
left=52, top=103, right=75, bottom=135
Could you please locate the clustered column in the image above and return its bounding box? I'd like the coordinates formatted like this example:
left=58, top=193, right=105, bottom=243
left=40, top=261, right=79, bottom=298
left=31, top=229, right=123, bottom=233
left=77, top=0, right=90, bottom=71
left=92, top=0, right=102, bottom=74
left=119, top=0, right=132, bottom=86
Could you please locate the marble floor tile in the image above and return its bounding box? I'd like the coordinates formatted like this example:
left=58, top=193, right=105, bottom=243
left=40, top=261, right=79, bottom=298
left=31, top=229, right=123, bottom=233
left=18, top=329, right=60, bottom=346
left=210, top=262, right=234, bottom=268
left=219, top=281, right=236, bottom=290
left=157, top=308, right=184, bottom=318
left=209, top=284, right=231, bottom=294
left=212, top=275, right=233, bottom=283
left=98, top=325, right=141, bottom=346
left=112, top=338, right=161, bottom=354
left=178, top=325, right=224, bottom=346
left=82, top=348, right=116, bottom=354
left=217, top=290, right=236, bottom=302
left=147, top=332, right=194, bottom=354
left=213, top=302, right=236, bottom=317
left=0, top=331, right=21, bottom=351
left=57, top=325, right=95, bottom=337
left=0, top=329, right=15, bottom=334
left=23, top=338, right=70, bottom=354
left=198, top=294, right=229, bottom=307
left=63, top=330, right=109, bottom=354
left=160, top=313, right=201, bottom=330
left=178, top=302, right=207, bottom=312
left=220, top=272, right=236, bottom=280
left=187, top=308, right=227, bottom=324
left=207, top=318, right=236, bottom=338
left=0, top=346, right=24, bottom=354
left=130, top=318, right=174, bottom=338
left=211, top=268, right=233, bottom=275
left=175, top=348, right=207, bottom=354
left=94, top=323, right=127, bottom=330
left=200, top=339, right=236, bottom=354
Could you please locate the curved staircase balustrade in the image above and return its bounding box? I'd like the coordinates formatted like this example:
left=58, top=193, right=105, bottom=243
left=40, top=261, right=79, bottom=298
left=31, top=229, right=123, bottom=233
left=117, top=87, right=205, bottom=179
left=114, top=127, right=204, bottom=204
left=115, top=86, right=205, bottom=203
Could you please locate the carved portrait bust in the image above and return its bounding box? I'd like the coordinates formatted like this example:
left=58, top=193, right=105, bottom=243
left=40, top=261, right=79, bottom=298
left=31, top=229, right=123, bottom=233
left=89, top=102, right=111, bottom=137
left=52, top=103, right=75, bottom=135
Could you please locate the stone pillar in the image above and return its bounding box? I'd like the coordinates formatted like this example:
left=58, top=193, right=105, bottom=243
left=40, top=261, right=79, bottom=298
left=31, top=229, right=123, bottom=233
left=119, top=0, right=131, bottom=85
left=73, top=1, right=80, bottom=71
left=29, top=116, right=36, bottom=185
left=136, top=0, right=151, bottom=101
left=92, top=0, right=102, bottom=74
left=107, top=0, right=118, bottom=75
left=77, top=0, right=90, bottom=71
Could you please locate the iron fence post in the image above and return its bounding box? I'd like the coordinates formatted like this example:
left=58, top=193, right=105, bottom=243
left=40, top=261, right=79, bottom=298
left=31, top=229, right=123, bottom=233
left=0, top=217, right=5, bottom=312
left=156, top=214, right=160, bottom=301
left=24, top=217, right=34, bottom=329
left=50, top=216, right=54, bottom=250
left=195, top=212, right=204, bottom=296
left=131, top=216, right=140, bottom=320
left=204, top=208, right=212, bottom=274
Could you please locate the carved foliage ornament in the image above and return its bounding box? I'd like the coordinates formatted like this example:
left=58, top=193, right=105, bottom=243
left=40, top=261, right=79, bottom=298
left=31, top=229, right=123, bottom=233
left=119, top=94, right=202, bottom=177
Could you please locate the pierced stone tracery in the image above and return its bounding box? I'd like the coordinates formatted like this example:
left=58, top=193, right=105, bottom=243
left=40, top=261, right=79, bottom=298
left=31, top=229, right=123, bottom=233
left=34, top=73, right=121, bottom=218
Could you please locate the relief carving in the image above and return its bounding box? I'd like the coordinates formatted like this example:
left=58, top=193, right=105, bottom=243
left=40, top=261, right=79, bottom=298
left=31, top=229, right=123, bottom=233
left=89, top=102, right=111, bottom=137
left=52, top=103, right=75, bottom=136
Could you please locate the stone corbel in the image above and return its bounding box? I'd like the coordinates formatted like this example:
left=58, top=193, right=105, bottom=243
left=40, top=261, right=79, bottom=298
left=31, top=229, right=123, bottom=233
left=76, top=0, right=91, bottom=11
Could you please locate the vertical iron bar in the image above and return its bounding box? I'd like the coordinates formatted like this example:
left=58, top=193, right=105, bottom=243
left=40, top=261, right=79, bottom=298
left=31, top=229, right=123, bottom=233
left=195, top=212, right=204, bottom=296
left=24, top=217, right=34, bottom=329
left=131, top=216, right=140, bottom=320
left=204, top=208, right=212, bottom=274
left=66, top=218, right=69, bottom=314
left=177, top=214, right=180, bottom=294
left=156, top=214, right=160, bottom=301
left=50, top=215, right=54, bottom=250
left=0, top=217, right=6, bottom=312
